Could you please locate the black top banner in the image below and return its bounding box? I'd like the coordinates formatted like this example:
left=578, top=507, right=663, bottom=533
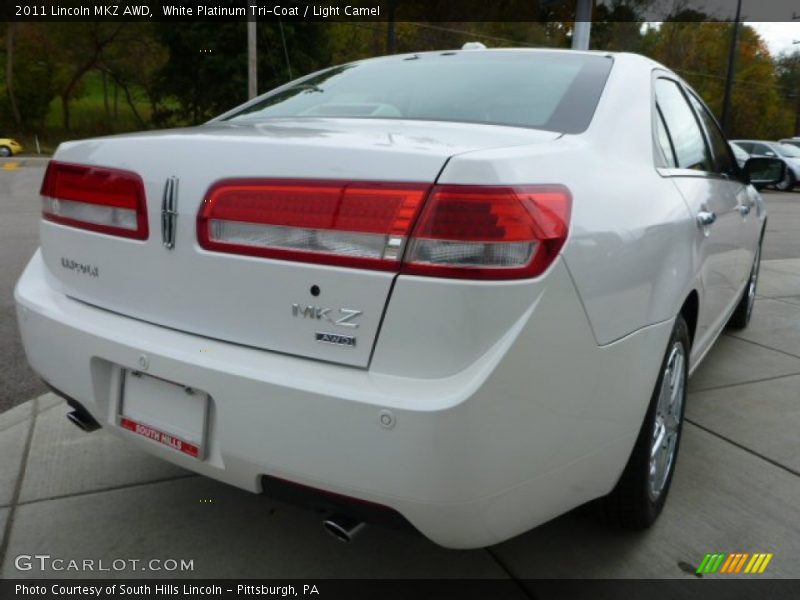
left=4, top=0, right=800, bottom=22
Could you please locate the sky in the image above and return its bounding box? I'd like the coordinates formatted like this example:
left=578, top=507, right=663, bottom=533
left=598, top=0, right=799, bottom=57
left=641, top=21, right=799, bottom=58
left=749, top=22, right=800, bottom=57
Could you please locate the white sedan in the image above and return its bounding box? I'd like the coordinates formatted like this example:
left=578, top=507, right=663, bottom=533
left=15, top=49, right=783, bottom=548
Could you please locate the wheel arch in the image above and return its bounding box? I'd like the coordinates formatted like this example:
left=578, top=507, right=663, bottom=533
left=679, top=290, right=699, bottom=349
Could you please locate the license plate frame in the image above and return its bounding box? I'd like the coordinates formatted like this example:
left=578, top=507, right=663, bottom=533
left=118, top=370, right=209, bottom=460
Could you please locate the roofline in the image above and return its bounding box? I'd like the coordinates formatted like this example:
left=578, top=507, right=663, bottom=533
left=364, top=47, right=617, bottom=61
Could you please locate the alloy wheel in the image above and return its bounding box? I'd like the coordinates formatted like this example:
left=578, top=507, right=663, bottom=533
left=776, top=172, right=794, bottom=191
left=648, top=342, right=686, bottom=502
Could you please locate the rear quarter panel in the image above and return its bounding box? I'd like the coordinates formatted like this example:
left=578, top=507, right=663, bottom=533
left=440, top=54, right=697, bottom=346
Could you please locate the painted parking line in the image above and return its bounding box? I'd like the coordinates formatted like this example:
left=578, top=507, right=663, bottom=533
left=0, top=157, right=51, bottom=167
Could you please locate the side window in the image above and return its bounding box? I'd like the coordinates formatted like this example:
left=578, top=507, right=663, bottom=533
left=736, top=142, right=753, bottom=153
left=686, top=92, right=736, bottom=176
left=655, top=107, right=677, bottom=167
left=753, top=144, right=778, bottom=156
left=654, top=78, right=712, bottom=171
left=751, top=143, right=773, bottom=156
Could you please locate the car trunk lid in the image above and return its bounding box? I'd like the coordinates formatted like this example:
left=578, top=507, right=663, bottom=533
left=40, top=119, right=559, bottom=367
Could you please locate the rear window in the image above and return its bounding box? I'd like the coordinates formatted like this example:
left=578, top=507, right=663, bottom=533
left=224, top=52, right=613, bottom=134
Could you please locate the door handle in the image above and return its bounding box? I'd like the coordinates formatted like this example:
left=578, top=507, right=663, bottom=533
left=737, top=204, right=751, bottom=216
left=697, top=211, right=716, bottom=227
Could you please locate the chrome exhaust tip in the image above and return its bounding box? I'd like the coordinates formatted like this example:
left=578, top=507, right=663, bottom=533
left=322, top=513, right=365, bottom=543
left=66, top=409, right=101, bottom=433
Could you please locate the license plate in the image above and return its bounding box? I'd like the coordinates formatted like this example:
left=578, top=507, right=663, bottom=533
left=119, top=371, right=208, bottom=460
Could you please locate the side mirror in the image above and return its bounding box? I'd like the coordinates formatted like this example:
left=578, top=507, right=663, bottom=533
left=744, top=157, right=785, bottom=188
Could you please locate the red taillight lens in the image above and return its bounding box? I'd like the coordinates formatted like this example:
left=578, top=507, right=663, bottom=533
left=41, top=161, right=148, bottom=240
left=197, top=180, right=571, bottom=280
left=197, top=179, right=430, bottom=270
left=401, top=185, right=571, bottom=279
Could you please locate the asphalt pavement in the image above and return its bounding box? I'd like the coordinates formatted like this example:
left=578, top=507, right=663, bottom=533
left=0, top=159, right=49, bottom=414
left=761, top=186, right=800, bottom=260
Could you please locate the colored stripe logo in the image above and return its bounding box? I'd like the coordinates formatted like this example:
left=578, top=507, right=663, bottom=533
left=697, top=552, right=773, bottom=574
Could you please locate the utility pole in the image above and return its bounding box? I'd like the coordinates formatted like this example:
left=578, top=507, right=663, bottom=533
left=795, top=94, right=800, bottom=137
left=386, top=0, right=397, bottom=54
left=247, top=18, right=257, bottom=99
left=720, top=0, right=743, bottom=136
left=572, top=0, right=593, bottom=51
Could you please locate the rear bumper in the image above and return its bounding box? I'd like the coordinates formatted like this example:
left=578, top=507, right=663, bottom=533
left=15, top=249, right=672, bottom=548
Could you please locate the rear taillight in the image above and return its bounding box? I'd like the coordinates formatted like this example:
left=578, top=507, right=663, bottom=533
left=197, top=179, right=430, bottom=270
left=41, top=161, right=148, bottom=240
left=402, top=185, right=571, bottom=279
left=197, top=180, right=571, bottom=280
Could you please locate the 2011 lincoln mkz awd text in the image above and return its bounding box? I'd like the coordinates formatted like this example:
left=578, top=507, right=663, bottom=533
left=15, top=49, right=782, bottom=548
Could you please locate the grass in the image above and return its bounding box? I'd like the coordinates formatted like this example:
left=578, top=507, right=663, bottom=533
left=44, top=72, right=154, bottom=137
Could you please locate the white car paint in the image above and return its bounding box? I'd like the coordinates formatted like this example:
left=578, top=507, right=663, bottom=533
left=40, top=120, right=558, bottom=369
left=15, top=50, right=764, bottom=548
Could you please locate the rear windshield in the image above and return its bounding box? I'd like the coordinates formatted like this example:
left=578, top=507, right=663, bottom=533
left=224, top=52, right=613, bottom=134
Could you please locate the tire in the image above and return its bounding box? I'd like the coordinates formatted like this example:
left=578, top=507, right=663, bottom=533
left=728, top=239, right=761, bottom=330
left=775, top=169, right=796, bottom=191
left=0, top=146, right=10, bottom=157
left=602, top=315, right=690, bottom=529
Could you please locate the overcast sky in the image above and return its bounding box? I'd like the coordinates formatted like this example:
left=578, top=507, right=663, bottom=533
left=641, top=21, right=798, bottom=57
left=597, top=0, right=799, bottom=56
left=749, top=22, right=800, bottom=57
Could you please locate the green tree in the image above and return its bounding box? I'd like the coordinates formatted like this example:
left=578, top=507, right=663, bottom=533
left=45, top=22, right=124, bottom=131
left=645, top=22, right=792, bottom=139
left=776, top=51, right=800, bottom=136
left=155, top=22, right=331, bottom=125
left=0, top=23, right=58, bottom=130
left=590, top=0, right=650, bottom=53
left=100, top=24, right=168, bottom=128
left=5, top=23, right=21, bottom=127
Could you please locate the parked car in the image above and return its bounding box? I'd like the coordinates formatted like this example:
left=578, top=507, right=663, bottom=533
left=15, top=49, right=784, bottom=548
left=732, top=139, right=800, bottom=191
left=779, top=137, right=800, bottom=150
left=0, top=137, right=23, bottom=156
